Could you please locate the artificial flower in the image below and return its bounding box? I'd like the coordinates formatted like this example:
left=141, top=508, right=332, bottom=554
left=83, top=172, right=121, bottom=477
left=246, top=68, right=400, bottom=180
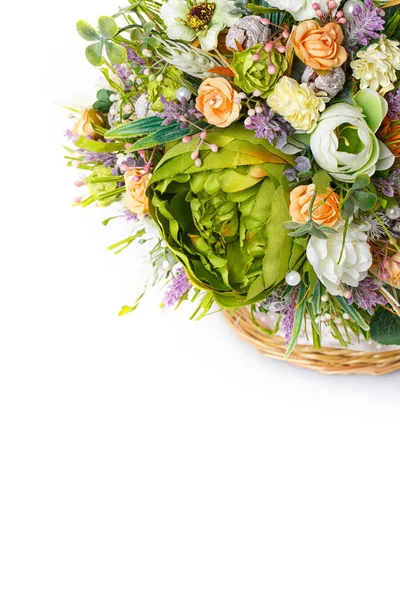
left=123, top=169, right=151, bottom=215
left=291, top=20, right=347, bottom=72
left=267, top=0, right=341, bottom=21
left=226, top=15, right=270, bottom=51
left=309, top=101, right=394, bottom=182
left=231, top=46, right=287, bottom=98
left=384, top=253, right=400, bottom=287
left=147, top=66, right=182, bottom=112
left=157, top=39, right=224, bottom=79
left=378, top=117, right=400, bottom=165
left=350, top=35, right=400, bottom=91
left=290, top=184, right=340, bottom=227
left=267, top=76, right=325, bottom=132
left=195, top=77, right=241, bottom=127
left=72, top=108, right=104, bottom=140
left=148, top=124, right=304, bottom=308
left=160, top=0, right=243, bottom=51
left=306, top=222, right=373, bottom=295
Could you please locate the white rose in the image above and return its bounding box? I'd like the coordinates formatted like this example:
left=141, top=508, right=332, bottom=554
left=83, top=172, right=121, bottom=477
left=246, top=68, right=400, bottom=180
left=306, top=223, right=373, bottom=295
left=267, top=0, right=341, bottom=21
left=309, top=99, right=394, bottom=182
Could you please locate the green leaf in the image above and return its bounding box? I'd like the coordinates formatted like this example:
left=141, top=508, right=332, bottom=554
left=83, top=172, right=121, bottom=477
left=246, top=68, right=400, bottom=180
left=352, top=173, right=370, bottom=191
left=106, top=116, right=164, bottom=139
left=76, top=20, right=99, bottom=41
left=370, top=307, right=400, bottom=345
left=312, top=170, right=331, bottom=193
left=85, top=42, right=103, bottom=66
left=98, top=16, right=118, bottom=39
left=74, top=136, right=124, bottom=153
left=285, top=282, right=307, bottom=357
left=129, top=124, right=192, bottom=151
left=341, top=196, right=356, bottom=220
left=336, top=297, right=370, bottom=331
left=104, top=41, right=127, bottom=64
left=352, top=190, right=377, bottom=211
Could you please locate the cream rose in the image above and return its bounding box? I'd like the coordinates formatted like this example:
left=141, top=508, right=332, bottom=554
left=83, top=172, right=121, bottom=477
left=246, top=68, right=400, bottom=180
left=123, top=169, right=151, bottom=216
left=267, top=76, right=326, bottom=133
left=195, top=77, right=241, bottom=128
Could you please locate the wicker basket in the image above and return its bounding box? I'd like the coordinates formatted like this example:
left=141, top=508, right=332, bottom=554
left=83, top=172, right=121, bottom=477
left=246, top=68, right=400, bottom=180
left=223, top=308, right=400, bottom=375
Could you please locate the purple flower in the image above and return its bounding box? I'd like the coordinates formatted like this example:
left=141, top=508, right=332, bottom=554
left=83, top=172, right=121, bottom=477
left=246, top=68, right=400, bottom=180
left=387, top=88, right=400, bottom=120
left=162, top=267, right=192, bottom=308
left=121, top=43, right=145, bottom=65
left=259, top=287, right=298, bottom=344
left=156, top=96, right=203, bottom=128
left=373, top=168, right=400, bottom=198
left=284, top=156, right=312, bottom=182
left=114, top=63, right=132, bottom=84
left=344, top=0, right=385, bottom=49
left=347, top=277, right=386, bottom=314
left=244, top=105, right=292, bottom=149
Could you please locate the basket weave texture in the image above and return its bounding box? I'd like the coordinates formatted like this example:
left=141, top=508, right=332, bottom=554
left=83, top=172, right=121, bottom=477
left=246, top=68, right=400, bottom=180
left=223, top=308, right=400, bottom=375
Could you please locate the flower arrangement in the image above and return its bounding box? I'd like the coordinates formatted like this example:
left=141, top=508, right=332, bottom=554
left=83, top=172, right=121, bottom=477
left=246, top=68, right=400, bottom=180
left=65, top=0, right=400, bottom=359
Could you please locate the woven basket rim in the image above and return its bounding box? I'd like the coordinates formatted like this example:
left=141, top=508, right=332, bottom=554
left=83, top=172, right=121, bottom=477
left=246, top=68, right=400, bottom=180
left=223, top=308, right=400, bottom=375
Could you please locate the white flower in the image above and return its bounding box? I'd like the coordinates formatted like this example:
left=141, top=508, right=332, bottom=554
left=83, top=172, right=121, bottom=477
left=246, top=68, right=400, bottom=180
left=351, top=35, right=400, bottom=91
left=307, top=223, right=373, bottom=295
left=160, top=0, right=243, bottom=51
left=267, top=76, right=326, bottom=133
left=309, top=100, right=394, bottom=182
left=266, top=0, right=341, bottom=21
left=157, top=39, right=224, bottom=79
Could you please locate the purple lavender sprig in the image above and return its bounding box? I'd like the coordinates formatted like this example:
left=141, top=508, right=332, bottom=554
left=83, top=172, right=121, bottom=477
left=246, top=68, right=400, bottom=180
left=344, top=0, right=385, bottom=49
left=347, top=277, right=387, bottom=314
left=284, top=156, right=312, bottom=183
left=162, top=267, right=192, bottom=309
left=259, top=287, right=298, bottom=344
left=373, top=168, right=400, bottom=198
left=244, top=105, right=292, bottom=150
left=156, top=96, right=203, bottom=129
left=387, top=89, right=400, bottom=121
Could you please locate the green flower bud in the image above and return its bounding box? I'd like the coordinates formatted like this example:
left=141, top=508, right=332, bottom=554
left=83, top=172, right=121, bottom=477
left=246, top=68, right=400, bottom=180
left=148, top=125, right=305, bottom=308
left=231, top=45, right=287, bottom=99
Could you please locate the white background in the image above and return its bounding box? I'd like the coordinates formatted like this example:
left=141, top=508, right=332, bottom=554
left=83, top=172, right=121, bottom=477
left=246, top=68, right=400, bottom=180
left=1, top=1, right=400, bottom=598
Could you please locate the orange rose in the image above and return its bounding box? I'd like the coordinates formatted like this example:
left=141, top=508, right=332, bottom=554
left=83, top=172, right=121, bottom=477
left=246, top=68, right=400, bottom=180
left=123, top=169, right=151, bottom=216
left=290, top=184, right=340, bottom=227
left=72, top=108, right=104, bottom=140
left=195, top=77, right=241, bottom=128
left=385, top=253, right=400, bottom=287
left=291, top=20, right=347, bottom=72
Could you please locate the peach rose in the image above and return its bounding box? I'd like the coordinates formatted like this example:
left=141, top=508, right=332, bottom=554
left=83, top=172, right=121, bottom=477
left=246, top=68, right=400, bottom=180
left=385, top=253, right=400, bottom=287
left=290, top=184, right=340, bottom=227
left=123, top=169, right=151, bottom=216
left=195, top=77, right=241, bottom=128
left=291, top=20, right=347, bottom=72
left=72, top=109, right=105, bottom=140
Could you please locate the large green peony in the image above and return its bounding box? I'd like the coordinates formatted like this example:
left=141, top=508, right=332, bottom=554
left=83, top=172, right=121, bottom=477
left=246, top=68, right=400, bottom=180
left=148, top=125, right=305, bottom=308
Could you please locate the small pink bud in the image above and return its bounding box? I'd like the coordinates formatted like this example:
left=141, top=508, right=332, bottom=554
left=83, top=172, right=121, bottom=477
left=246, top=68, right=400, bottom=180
left=261, top=18, right=271, bottom=25
left=120, top=163, right=130, bottom=173
left=124, top=143, right=133, bottom=149
left=248, top=108, right=256, bottom=117
left=234, top=96, right=242, bottom=104
left=277, top=45, right=286, bottom=53
left=315, top=9, right=323, bottom=17
left=264, top=41, right=274, bottom=52
left=200, top=131, right=207, bottom=140
left=182, top=135, right=192, bottom=144
left=336, top=10, right=344, bottom=16
left=337, top=16, right=346, bottom=23
left=194, top=158, right=202, bottom=167
left=210, top=144, right=219, bottom=153
left=253, top=89, right=261, bottom=97
left=74, top=180, right=84, bottom=187
left=312, top=2, right=320, bottom=9
left=191, top=151, right=199, bottom=160
left=255, top=106, right=263, bottom=114
left=268, top=64, right=276, bottom=74
left=74, top=197, right=82, bottom=204
left=282, top=29, right=290, bottom=39
left=328, top=0, right=336, bottom=9
left=252, top=53, right=260, bottom=61
left=244, top=117, right=252, bottom=126
left=133, top=175, right=141, bottom=182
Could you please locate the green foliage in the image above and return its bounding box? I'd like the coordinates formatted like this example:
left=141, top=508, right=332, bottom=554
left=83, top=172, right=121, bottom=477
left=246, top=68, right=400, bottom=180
left=340, top=173, right=377, bottom=219
left=370, top=307, right=400, bottom=345
left=93, top=89, right=114, bottom=113
left=77, top=17, right=127, bottom=66
left=106, top=116, right=193, bottom=151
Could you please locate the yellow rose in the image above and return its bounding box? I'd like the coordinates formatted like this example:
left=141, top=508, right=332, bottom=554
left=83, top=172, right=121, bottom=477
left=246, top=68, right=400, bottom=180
left=290, top=184, right=340, bottom=227
left=72, top=108, right=105, bottom=140
left=291, top=21, right=347, bottom=72
left=267, top=76, right=325, bottom=132
left=123, top=169, right=151, bottom=216
left=195, top=77, right=241, bottom=128
left=385, top=253, right=400, bottom=287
